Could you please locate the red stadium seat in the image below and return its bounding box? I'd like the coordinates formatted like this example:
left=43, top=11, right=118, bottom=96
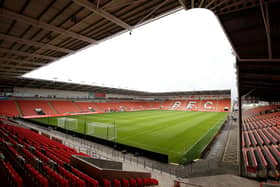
left=103, top=179, right=111, bottom=187
left=113, top=179, right=121, bottom=187
left=129, top=178, right=137, bottom=187
left=121, top=178, right=130, bottom=187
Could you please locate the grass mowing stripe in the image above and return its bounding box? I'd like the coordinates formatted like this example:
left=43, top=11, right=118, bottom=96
left=117, top=112, right=201, bottom=140
left=155, top=112, right=225, bottom=162
left=180, top=117, right=226, bottom=163
left=124, top=112, right=215, bottom=153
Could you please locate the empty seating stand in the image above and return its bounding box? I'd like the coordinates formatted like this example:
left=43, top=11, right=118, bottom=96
left=75, top=102, right=99, bottom=112
left=1, top=98, right=232, bottom=118
left=242, top=106, right=280, bottom=179
left=18, top=100, right=54, bottom=116
left=0, top=155, right=23, bottom=187
left=162, top=99, right=231, bottom=112
left=0, top=100, right=20, bottom=117
left=0, top=119, right=159, bottom=187
left=50, top=101, right=81, bottom=114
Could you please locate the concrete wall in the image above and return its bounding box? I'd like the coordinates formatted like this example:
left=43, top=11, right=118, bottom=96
left=13, top=87, right=89, bottom=98
left=71, top=155, right=151, bottom=181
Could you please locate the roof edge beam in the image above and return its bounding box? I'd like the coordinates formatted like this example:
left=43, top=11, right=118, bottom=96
left=0, top=57, right=46, bottom=65
left=0, top=63, right=37, bottom=70
left=0, top=71, right=22, bottom=75
left=0, top=48, right=57, bottom=61
left=0, top=33, right=74, bottom=54
left=239, top=58, right=280, bottom=62
left=0, top=68, right=28, bottom=73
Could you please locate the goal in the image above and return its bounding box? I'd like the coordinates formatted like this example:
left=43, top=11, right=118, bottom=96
left=57, top=117, right=78, bottom=131
left=86, top=122, right=117, bottom=141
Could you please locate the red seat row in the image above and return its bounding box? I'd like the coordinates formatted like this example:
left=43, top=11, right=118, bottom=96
left=242, top=106, right=280, bottom=179
left=58, top=165, right=85, bottom=187
left=242, top=127, right=279, bottom=148
left=243, top=146, right=279, bottom=170
left=0, top=121, right=160, bottom=186
left=71, top=167, right=99, bottom=187
left=43, top=165, right=69, bottom=186
left=0, top=159, right=23, bottom=187
left=25, top=163, right=49, bottom=187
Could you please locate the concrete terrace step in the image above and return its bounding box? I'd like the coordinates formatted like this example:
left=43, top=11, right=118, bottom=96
left=185, top=174, right=259, bottom=187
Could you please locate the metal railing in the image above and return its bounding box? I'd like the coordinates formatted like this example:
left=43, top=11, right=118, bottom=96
left=61, top=133, right=220, bottom=178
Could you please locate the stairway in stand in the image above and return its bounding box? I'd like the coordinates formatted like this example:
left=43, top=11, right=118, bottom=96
left=48, top=101, right=58, bottom=114
left=14, top=100, right=23, bottom=116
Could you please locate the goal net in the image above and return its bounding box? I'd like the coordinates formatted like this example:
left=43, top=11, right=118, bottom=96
left=86, top=122, right=116, bottom=141
left=57, top=117, right=78, bottom=131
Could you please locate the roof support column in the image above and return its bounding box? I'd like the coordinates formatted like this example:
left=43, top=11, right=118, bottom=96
left=260, top=0, right=272, bottom=59
left=236, top=58, right=243, bottom=177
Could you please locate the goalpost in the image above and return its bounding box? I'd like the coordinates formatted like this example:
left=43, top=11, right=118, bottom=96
left=57, top=117, right=78, bottom=131
left=86, top=121, right=117, bottom=141
left=56, top=117, right=117, bottom=142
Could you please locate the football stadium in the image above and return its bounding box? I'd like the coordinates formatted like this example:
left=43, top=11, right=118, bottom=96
left=0, top=1, right=280, bottom=187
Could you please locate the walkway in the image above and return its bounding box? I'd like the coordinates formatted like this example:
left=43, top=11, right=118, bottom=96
left=13, top=116, right=243, bottom=187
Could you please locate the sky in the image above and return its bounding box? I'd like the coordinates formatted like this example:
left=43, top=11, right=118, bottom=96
left=24, top=8, right=236, bottom=97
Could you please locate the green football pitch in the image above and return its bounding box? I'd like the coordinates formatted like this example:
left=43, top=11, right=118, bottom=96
left=31, top=110, right=228, bottom=163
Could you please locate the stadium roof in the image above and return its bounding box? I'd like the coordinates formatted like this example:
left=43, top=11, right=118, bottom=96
left=0, top=77, right=230, bottom=96
left=218, top=1, right=280, bottom=100
left=0, top=0, right=279, bottom=98
left=0, top=77, right=148, bottom=95
left=238, top=59, right=280, bottom=101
